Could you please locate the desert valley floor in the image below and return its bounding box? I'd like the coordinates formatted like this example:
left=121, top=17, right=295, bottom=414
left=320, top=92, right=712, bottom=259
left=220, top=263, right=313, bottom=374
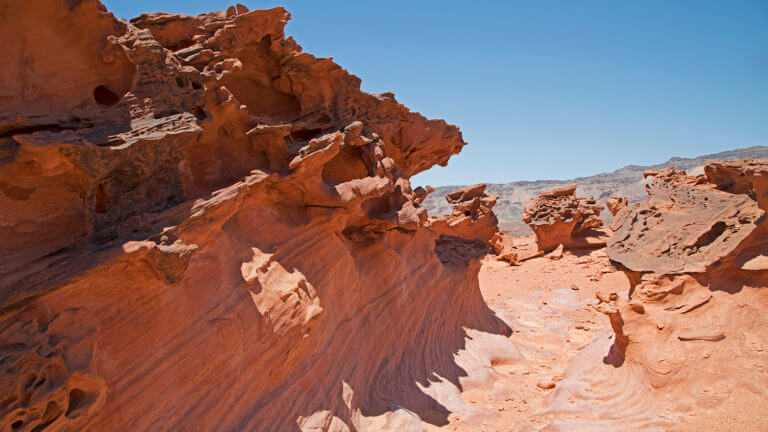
left=429, top=238, right=768, bottom=432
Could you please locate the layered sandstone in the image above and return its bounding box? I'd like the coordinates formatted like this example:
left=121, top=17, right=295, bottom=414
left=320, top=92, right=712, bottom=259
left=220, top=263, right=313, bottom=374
left=0, top=2, right=510, bottom=431
left=554, top=160, right=768, bottom=428
left=521, top=183, right=606, bottom=252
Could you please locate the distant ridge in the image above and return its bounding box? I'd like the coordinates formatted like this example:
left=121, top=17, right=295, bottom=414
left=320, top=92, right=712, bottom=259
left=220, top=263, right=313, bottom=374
left=422, top=146, right=768, bottom=235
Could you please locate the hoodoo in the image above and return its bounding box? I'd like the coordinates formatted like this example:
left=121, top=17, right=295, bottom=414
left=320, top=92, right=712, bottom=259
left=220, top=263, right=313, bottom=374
left=521, top=183, right=606, bottom=252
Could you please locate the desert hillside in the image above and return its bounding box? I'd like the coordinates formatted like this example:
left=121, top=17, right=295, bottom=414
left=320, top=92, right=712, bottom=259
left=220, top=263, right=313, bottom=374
left=423, top=146, right=768, bottom=234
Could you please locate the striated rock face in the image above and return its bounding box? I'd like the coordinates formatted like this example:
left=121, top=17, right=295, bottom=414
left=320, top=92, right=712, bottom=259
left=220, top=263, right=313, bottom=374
left=521, top=183, right=605, bottom=252
left=588, top=160, right=768, bottom=424
left=0, top=2, right=509, bottom=431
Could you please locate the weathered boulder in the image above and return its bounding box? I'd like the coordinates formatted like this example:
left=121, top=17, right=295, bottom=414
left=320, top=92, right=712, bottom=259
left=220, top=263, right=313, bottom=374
left=521, top=183, right=605, bottom=252
left=427, top=183, right=502, bottom=264
left=429, top=184, right=499, bottom=244
left=705, top=159, right=768, bottom=209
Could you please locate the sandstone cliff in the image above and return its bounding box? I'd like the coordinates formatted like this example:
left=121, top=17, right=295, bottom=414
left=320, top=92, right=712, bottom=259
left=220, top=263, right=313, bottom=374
left=0, top=2, right=512, bottom=431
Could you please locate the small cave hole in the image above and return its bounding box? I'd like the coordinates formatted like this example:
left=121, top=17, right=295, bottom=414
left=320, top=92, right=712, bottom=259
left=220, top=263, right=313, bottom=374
left=153, top=109, right=180, bottom=119
left=30, top=401, right=60, bottom=432
left=11, top=420, right=23, bottom=430
left=94, top=183, right=111, bottom=214
left=691, top=221, right=727, bottom=249
left=93, top=85, right=120, bottom=106
left=191, top=81, right=202, bottom=90
left=22, top=374, right=37, bottom=390
left=192, top=106, right=206, bottom=120
left=65, top=389, right=86, bottom=417
left=47, top=335, right=60, bottom=347
left=290, top=128, right=322, bottom=142
left=175, top=76, right=186, bottom=87
left=169, top=38, right=194, bottom=52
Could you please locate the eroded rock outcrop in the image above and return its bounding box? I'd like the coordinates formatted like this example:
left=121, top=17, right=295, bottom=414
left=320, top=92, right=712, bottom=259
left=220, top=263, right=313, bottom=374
left=428, top=184, right=502, bottom=257
left=0, top=2, right=510, bottom=431
left=426, top=184, right=505, bottom=266
left=524, top=161, right=768, bottom=430
left=521, top=183, right=606, bottom=252
left=581, top=160, right=768, bottom=425
left=609, top=166, right=764, bottom=274
left=605, top=195, right=628, bottom=216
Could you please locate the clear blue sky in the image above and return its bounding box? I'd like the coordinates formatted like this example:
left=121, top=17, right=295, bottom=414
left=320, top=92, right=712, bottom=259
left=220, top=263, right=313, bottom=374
left=103, top=0, right=768, bottom=186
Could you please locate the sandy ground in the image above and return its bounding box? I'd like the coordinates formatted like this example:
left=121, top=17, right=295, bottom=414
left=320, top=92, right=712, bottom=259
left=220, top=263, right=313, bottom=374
left=430, top=235, right=768, bottom=432
left=430, top=236, right=628, bottom=431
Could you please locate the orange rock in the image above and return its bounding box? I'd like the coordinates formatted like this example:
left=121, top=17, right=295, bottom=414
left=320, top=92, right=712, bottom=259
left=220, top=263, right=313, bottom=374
left=606, top=196, right=628, bottom=216
left=547, top=244, right=564, bottom=260
left=0, top=2, right=506, bottom=431
left=429, top=183, right=500, bottom=247
left=521, top=183, right=606, bottom=252
left=608, top=165, right=764, bottom=274
left=536, top=380, right=556, bottom=390
left=590, top=159, right=768, bottom=423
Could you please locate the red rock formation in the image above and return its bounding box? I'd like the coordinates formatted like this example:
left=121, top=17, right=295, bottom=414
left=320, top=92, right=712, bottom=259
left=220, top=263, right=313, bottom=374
left=428, top=184, right=501, bottom=252
left=521, top=183, right=606, bottom=252
left=521, top=161, right=768, bottom=430
left=705, top=159, right=768, bottom=209
left=609, top=166, right=764, bottom=274
left=0, top=2, right=509, bottom=431
left=606, top=195, right=628, bottom=216
left=585, top=160, right=768, bottom=424
left=427, top=184, right=505, bottom=264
